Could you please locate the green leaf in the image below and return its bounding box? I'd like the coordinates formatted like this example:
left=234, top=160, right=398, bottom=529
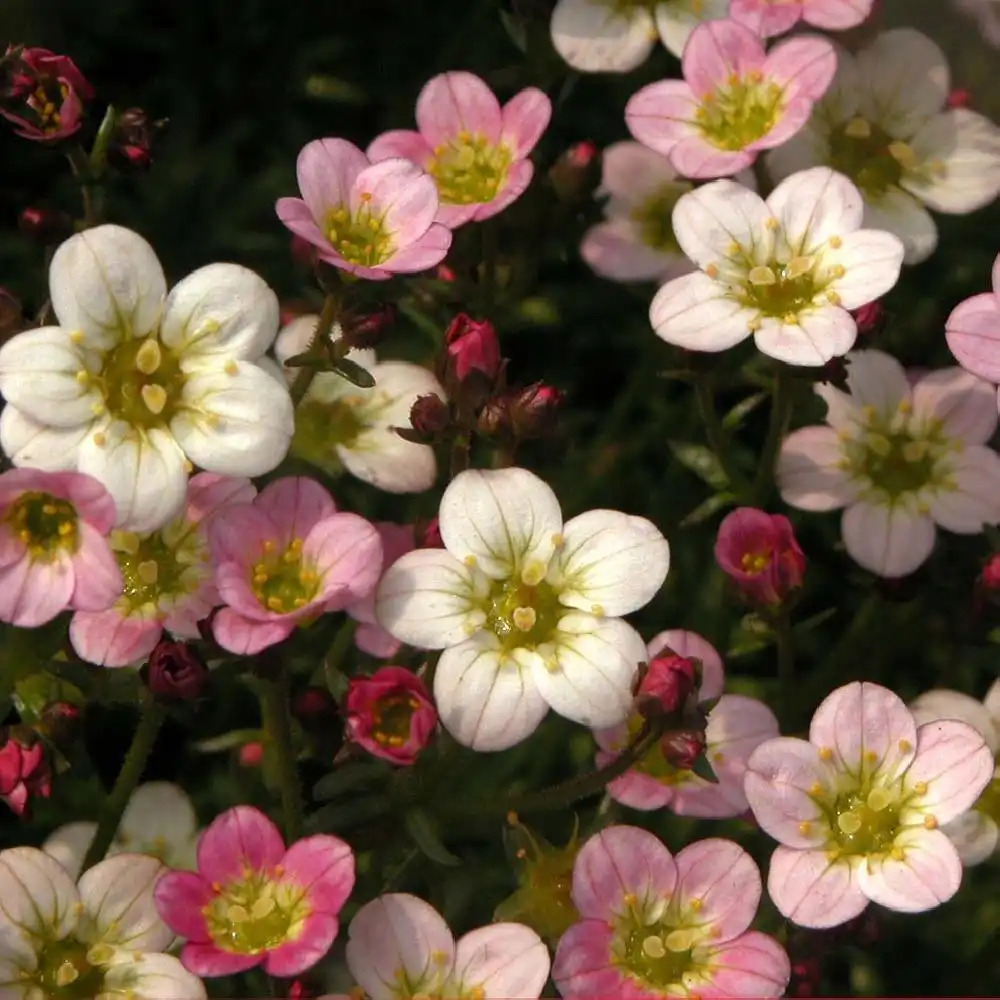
left=306, top=794, right=392, bottom=834
left=13, top=672, right=85, bottom=724
left=312, top=762, right=388, bottom=801
left=498, top=7, right=528, bottom=53
left=89, top=104, right=118, bottom=175
left=726, top=614, right=774, bottom=658
left=690, top=751, right=719, bottom=784
left=331, top=356, right=377, bottom=388
left=722, top=392, right=767, bottom=430
left=792, top=607, right=837, bottom=635
left=679, top=491, right=735, bottom=528
left=667, top=441, right=729, bottom=491
left=404, top=807, right=461, bottom=866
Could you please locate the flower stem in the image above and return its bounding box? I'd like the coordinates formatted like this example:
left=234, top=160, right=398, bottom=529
left=81, top=692, right=165, bottom=872
left=289, top=293, right=339, bottom=407
left=258, top=675, right=304, bottom=842
left=66, top=145, right=99, bottom=228
left=753, top=367, right=793, bottom=503
left=773, top=608, right=797, bottom=729
left=693, top=374, right=753, bottom=502
left=449, top=431, right=471, bottom=480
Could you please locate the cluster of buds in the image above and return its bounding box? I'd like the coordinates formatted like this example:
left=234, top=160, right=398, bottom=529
left=0, top=45, right=93, bottom=142
left=0, top=731, right=51, bottom=817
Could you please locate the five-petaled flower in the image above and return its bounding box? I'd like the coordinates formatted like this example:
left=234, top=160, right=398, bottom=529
left=0, top=45, right=94, bottom=141
left=345, top=666, right=438, bottom=765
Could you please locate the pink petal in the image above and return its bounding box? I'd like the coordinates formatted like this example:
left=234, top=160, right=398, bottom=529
left=669, top=777, right=747, bottom=818
left=701, top=930, right=791, bottom=997
left=706, top=694, right=780, bottom=788
left=763, top=36, right=836, bottom=100
left=367, top=129, right=433, bottom=166
left=435, top=203, right=480, bottom=228
left=552, top=921, right=624, bottom=1000
left=69, top=609, right=161, bottom=668
left=0, top=554, right=73, bottom=627
left=625, top=80, right=699, bottom=157
left=416, top=71, right=502, bottom=147
left=264, top=912, right=338, bottom=977
left=354, top=622, right=402, bottom=658
left=945, top=292, right=1000, bottom=383
left=49, top=471, right=118, bottom=532
left=297, top=138, right=368, bottom=222
left=196, top=805, right=286, bottom=885
left=911, top=367, right=998, bottom=445
left=749, top=97, right=813, bottom=151
left=453, top=923, right=550, bottom=998
left=384, top=223, right=452, bottom=272
left=0, top=525, right=27, bottom=569
left=855, top=828, right=962, bottom=913
left=306, top=512, right=383, bottom=608
left=571, top=825, right=677, bottom=922
left=841, top=501, right=936, bottom=579
left=186, top=472, right=257, bottom=525
left=256, top=477, right=336, bottom=547
left=580, top=221, right=688, bottom=283
left=670, top=136, right=755, bottom=179
left=674, top=839, right=761, bottom=941
left=682, top=19, right=767, bottom=98
left=469, top=159, right=534, bottom=222
left=647, top=629, right=724, bottom=700
left=69, top=521, right=123, bottom=611
left=278, top=835, right=355, bottom=914
left=993, top=251, right=1000, bottom=294
left=180, top=941, right=261, bottom=977
left=600, top=759, right=676, bottom=812
left=803, top=0, right=874, bottom=30
left=353, top=159, right=438, bottom=243
left=729, top=0, right=803, bottom=36
left=212, top=606, right=295, bottom=655
left=208, top=503, right=279, bottom=565
left=214, top=561, right=271, bottom=619
left=500, top=87, right=552, bottom=159
left=276, top=197, right=331, bottom=250
left=777, top=426, right=856, bottom=512
left=154, top=871, right=213, bottom=941
left=766, top=846, right=869, bottom=928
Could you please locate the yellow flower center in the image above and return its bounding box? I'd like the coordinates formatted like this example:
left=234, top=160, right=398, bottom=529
left=30, top=937, right=109, bottom=1000
left=739, top=254, right=827, bottom=322
left=371, top=692, right=421, bottom=749
left=326, top=197, right=393, bottom=266
left=427, top=131, right=512, bottom=206
left=484, top=575, right=563, bottom=652
left=629, top=181, right=692, bottom=253
left=697, top=72, right=785, bottom=151
left=827, top=117, right=911, bottom=199
left=204, top=872, right=310, bottom=955
left=290, top=396, right=365, bottom=473
left=95, top=335, right=184, bottom=429
left=251, top=538, right=320, bottom=615
left=5, top=491, right=79, bottom=559
left=111, top=523, right=206, bottom=618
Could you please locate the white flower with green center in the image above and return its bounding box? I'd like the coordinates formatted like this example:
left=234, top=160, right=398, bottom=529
left=375, top=467, right=670, bottom=751
left=0, top=847, right=205, bottom=1000
left=767, top=28, right=1000, bottom=264
left=0, top=225, right=294, bottom=534
left=778, top=348, right=1000, bottom=577
left=650, top=167, right=905, bottom=366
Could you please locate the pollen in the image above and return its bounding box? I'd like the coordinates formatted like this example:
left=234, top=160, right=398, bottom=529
left=93, top=432, right=107, bottom=447
left=590, top=604, right=605, bottom=617
left=828, top=235, right=843, bottom=249
left=924, top=814, right=938, bottom=830
left=135, top=338, right=163, bottom=375
left=809, top=782, right=824, bottom=797
left=890, top=846, right=905, bottom=861
left=551, top=532, right=565, bottom=548
left=141, top=383, right=168, bottom=415
left=705, top=263, right=719, bottom=278
left=898, top=739, right=913, bottom=753
left=464, top=555, right=477, bottom=567
left=912, top=781, right=928, bottom=795
left=765, top=216, right=780, bottom=230
left=819, top=747, right=834, bottom=761
left=225, top=359, right=239, bottom=376
left=799, top=821, right=813, bottom=835
left=76, top=369, right=90, bottom=384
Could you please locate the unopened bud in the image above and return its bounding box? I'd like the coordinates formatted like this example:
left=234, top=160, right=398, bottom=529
left=435, top=264, right=457, bottom=282
left=239, top=741, right=264, bottom=767
left=19, top=206, right=72, bottom=243
left=852, top=300, right=885, bottom=336
left=418, top=516, right=444, bottom=549
left=292, top=687, right=336, bottom=727
left=476, top=396, right=510, bottom=437
left=143, top=639, right=208, bottom=701
left=659, top=728, right=706, bottom=771
left=405, top=393, right=450, bottom=441
left=548, top=140, right=600, bottom=203
left=340, top=304, right=395, bottom=350
left=982, top=553, right=1000, bottom=591
left=505, top=381, right=565, bottom=439
left=108, top=106, right=165, bottom=172
left=443, top=314, right=502, bottom=384
left=637, top=654, right=699, bottom=718
left=947, top=88, right=972, bottom=109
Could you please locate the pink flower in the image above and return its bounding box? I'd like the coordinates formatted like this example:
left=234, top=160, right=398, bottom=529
left=275, top=139, right=452, bottom=280
left=69, top=473, right=255, bottom=667
left=595, top=630, right=779, bottom=815
left=155, top=805, right=354, bottom=978
left=625, top=19, right=837, bottom=178
left=368, top=71, right=551, bottom=227
left=0, top=46, right=94, bottom=141
left=0, top=468, right=121, bottom=627
left=209, top=477, right=383, bottom=655
left=0, top=738, right=51, bottom=817
left=553, top=825, right=790, bottom=998
left=744, top=680, right=994, bottom=928
left=729, top=0, right=875, bottom=38
left=345, top=666, right=438, bottom=765
left=444, top=313, right=502, bottom=383
left=715, top=507, right=806, bottom=606
left=946, top=252, right=1000, bottom=389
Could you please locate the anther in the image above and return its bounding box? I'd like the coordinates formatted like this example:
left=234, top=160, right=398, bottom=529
left=135, top=338, right=163, bottom=375
left=912, top=781, right=928, bottom=795
left=799, top=821, right=813, bottom=835
left=844, top=117, right=871, bottom=139
left=819, top=747, right=834, bottom=761
left=748, top=265, right=777, bottom=286
left=705, top=263, right=719, bottom=278
left=828, top=235, right=843, bottom=249
left=898, top=739, right=913, bottom=753
left=512, top=606, right=537, bottom=632
left=141, top=384, right=168, bottom=415
left=924, top=814, right=938, bottom=830
left=225, top=360, right=239, bottom=376
left=93, top=432, right=107, bottom=447
left=642, top=935, right=666, bottom=959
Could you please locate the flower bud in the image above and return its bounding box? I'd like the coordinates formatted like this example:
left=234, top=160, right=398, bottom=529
left=435, top=264, right=457, bottom=282
left=981, top=553, right=1000, bottom=591
left=341, top=304, right=395, bottom=350
left=292, top=687, right=336, bottom=727
left=505, top=381, right=565, bottom=439
left=475, top=395, right=510, bottom=437
left=852, top=299, right=885, bottom=336
left=443, top=314, right=502, bottom=384
left=0, top=45, right=94, bottom=142
left=788, top=957, right=822, bottom=998
left=239, top=741, right=264, bottom=767
left=548, top=140, right=600, bottom=203
left=345, top=666, right=437, bottom=765
left=144, top=638, right=208, bottom=701
left=0, top=736, right=51, bottom=817
left=659, top=728, right=707, bottom=771
left=947, top=88, right=972, bottom=109
left=636, top=654, right=699, bottom=718
left=418, top=516, right=444, bottom=549
left=107, top=107, right=165, bottom=171
left=406, top=393, right=450, bottom=441
left=714, top=507, right=806, bottom=607
left=19, top=206, right=73, bottom=243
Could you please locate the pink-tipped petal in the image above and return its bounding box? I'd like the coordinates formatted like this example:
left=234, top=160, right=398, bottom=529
left=278, top=835, right=355, bottom=914
left=855, top=828, right=962, bottom=913
left=0, top=554, right=74, bottom=627
left=255, top=477, right=336, bottom=548
left=297, top=138, right=368, bottom=222
left=683, top=19, right=767, bottom=98
left=625, top=80, right=699, bottom=157
left=602, top=766, right=676, bottom=811
left=500, top=88, right=552, bottom=158
left=69, top=521, right=123, bottom=611
left=208, top=503, right=279, bottom=566
left=367, top=129, right=433, bottom=166
left=276, top=197, right=331, bottom=251
left=552, top=921, right=624, bottom=1000
left=767, top=847, right=868, bottom=928
left=416, top=71, right=502, bottom=146
left=69, top=609, right=161, bottom=668
left=186, top=472, right=257, bottom=524
left=670, top=136, right=754, bottom=179
left=154, top=871, right=213, bottom=941
left=804, top=0, right=874, bottom=30
left=778, top=427, right=856, bottom=512
left=701, top=930, right=791, bottom=997
left=212, top=607, right=295, bottom=655
left=764, top=36, right=837, bottom=100
left=674, top=839, right=761, bottom=941
left=647, top=629, right=724, bottom=700
left=264, top=913, right=339, bottom=977
left=906, top=719, right=994, bottom=823
left=180, top=942, right=262, bottom=977
left=729, top=0, right=803, bottom=37
left=945, top=292, right=1000, bottom=383
left=196, top=805, right=286, bottom=885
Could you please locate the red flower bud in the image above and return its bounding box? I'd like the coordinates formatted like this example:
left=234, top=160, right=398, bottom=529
left=345, top=666, right=438, bottom=766
left=505, top=381, right=565, bottom=439
left=548, top=140, right=601, bottom=203
left=659, top=729, right=706, bottom=772
left=444, top=314, right=502, bottom=383
left=852, top=299, right=885, bottom=336
left=108, top=107, right=164, bottom=172
left=436, top=264, right=457, bottom=282
left=341, top=304, right=395, bottom=350
left=419, top=516, right=444, bottom=549
left=715, top=507, right=806, bottom=606
left=407, top=393, right=450, bottom=440
left=0, top=737, right=51, bottom=817
left=789, top=957, right=822, bottom=997
left=0, top=46, right=93, bottom=142
left=947, top=88, right=972, bottom=109
left=638, top=654, right=699, bottom=717
left=292, top=687, right=336, bottom=725
left=144, top=639, right=208, bottom=701
left=982, top=553, right=1000, bottom=591
left=239, top=741, right=264, bottom=767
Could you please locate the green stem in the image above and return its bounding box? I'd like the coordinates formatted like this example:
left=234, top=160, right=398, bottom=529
left=449, top=431, right=471, bottom=480
left=753, top=367, right=793, bottom=504
left=694, top=374, right=753, bottom=502
left=773, top=608, right=796, bottom=729
left=81, top=693, right=165, bottom=871
left=289, top=293, right=339, bottom=407
left=66, top=145, right=98, bottom=228
left=258, top=675, right=304, bottom=842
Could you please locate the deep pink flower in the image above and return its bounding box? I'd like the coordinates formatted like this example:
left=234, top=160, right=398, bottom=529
left=626, top=19, right=836, bottom=179
left=715, top=507, right=806, bottom=606
left=444, top=314, right=502, bottom=383
left=155, top=806, right=355, bottom=978
left=745, top=681, right=994, bottom=927
left=368, top=71, right=551, bottom=227
left=729, top=0, right=875, bottom=37
left=276, top=139, right=452, bottom=280
left=0, top=738, right=51, bottom=817
left=209, top=477, right=383, bottom=656
left=853, top=300, right=885, bottom=336
left=0, top=46, right=94, bottom=141
left=553, top=826, right=790, bottom=998
left=0, top=468, right=121, bottom=627
left=982, top=553, right=1000, bottom=591
left=345, top=666, right=438, bottom=765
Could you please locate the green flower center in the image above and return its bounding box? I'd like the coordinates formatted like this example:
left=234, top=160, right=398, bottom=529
left=629, top=182, right=692, bottom=254
left=371, top=692, right=420, bottom=749
left=251, top=538, right=320, bottom=615
left=739, top=255, right=825, bottom=322
left=697, top=74, right=785, bottom=151
left=826, top=117, right=911, bottom=199
left=112, top=525, right=206, bottom=617
left=612, top=903, right=707, bottom=994
left=427, top=132, right=513, bottom=206
left=97, top=336, right=184, bottom=429
left=599, top=0, right=688, bottom=15
left=828, top=785, right=902, bottom=855
left=6, top=491, right=79, bottom=558
left=485, top=577, right=563, bottom=652
left=291, top=396, right=365, bottom=472
left=31, top=938, right=108, bottom=1000
left=205, top=872, right=310, bottom=955
left=974, top=770, right=1000, bottom=826
left=326, top=199, right=393, bottom=266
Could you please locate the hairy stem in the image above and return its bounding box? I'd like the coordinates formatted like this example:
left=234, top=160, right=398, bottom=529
left=258, top=674, right=304, bottom=842
left=289, top=292, right=340, bottom=407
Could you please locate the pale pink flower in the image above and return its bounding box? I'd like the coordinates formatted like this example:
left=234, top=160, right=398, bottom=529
left=626, top=19, right=836, bottom=179
left=553, top=826, right=790, bottom=998
left=345, top=892, right=550, bottom=999
left=367, top=71, right=551, bottom=227
left=777, top=349, right=1000, bottom=577
left=946, top=251, right=1000, bottom=394
left=155, top=805, right=355, bottom=978
left=730, top=0, right=875, bottom=38
left=0, top=468, right=121, bottom=627
left=744, top=680, right=994, bottom=928
left=595, top=630, right=779, bottom=815
left=208, top=477, right=383, bottom=655
left=70, top=472, right=255, bottom=667
left=275, top=139, right=452, bottom=280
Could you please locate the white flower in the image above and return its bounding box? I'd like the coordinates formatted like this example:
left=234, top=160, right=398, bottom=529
left=550, top=0, right=728, bottom=72
left=650, top=167, right=904, bottom=366
left=0, top=225, right=294, bottom=533
left=43, top=782, right=200, bottom=881
left=767, top=28, right=1000, bottom=264
left=778, top=349, right=1000, bottom=577
left=0, top=847, right=206, bottom=999
left=375, top=467, right=670, bottom=751
left=910, top=681, right=1000, bottom=867
left=274, top=314, right=443, bottom=494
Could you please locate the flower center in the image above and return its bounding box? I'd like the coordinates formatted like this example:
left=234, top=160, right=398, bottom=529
left=372, top=693, right=420, bottom=749
left=5, top=491, right=79, bottom=558
left=25, top=81, right=70, bottom=134
left=974, top=768, right=1000, bottom=826
left=204, top=872, right=310, bottom=955
left=291, top=396, right=365, bottom=471
left=326, top=198, right=393, bottom=266
left=612, top=901, right=708, bottom=994
left=97, top=336, right=184, bottom=429
left=741, top=549, right=772, bottom=574
left=31, top=938, right=109, bottom=1000
left=251, top=538, right=320, bottom=615
left=485, top=577, right=563, bottom=652
left=697, top=73, right=785, bottom=151
left=739, top=255, right=824, bottom=322
left=427, top=132, right=513, bottom=205
left=827, top=784, right=901, bottom=855
left=112, top=525, right=205, bottom=617
left=826, top=117, right=912, bottom=199
left=629, top=181, right=692, bottom=253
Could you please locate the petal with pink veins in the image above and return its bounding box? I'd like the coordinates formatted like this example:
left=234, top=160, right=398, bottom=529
left=766, top=846, right=868, bottom=928
left=649, top=272, right=756, bottom=354
left=729, top=0, right=803, bottom=37
left=355, top=159, right=438, bottom=244
left=778, top=426, right=857, bottom=512
left=928, top=447, right=1000, bottom=533
left=824, top=230, right=905, bottom=310
left=212, top=607, right=295, bottom=655
left=841, top=502, right=936, bottom=578
left=669, top=135, right=754, bottom=179
left=700, top=930, right=791, bottom=997
left=180, top=942, right=261, bottom=977
left=307, top=512, right=383, bottom=608
left=754, top=307, right=857, bottom=367
left=764, top=36, right=837, bottom=100
left=625, top=80, right=699, bottom=158
left=276, top=197, right=330, bottom=251
left=768, top=167, right=864, bottom=257
left=196, top=806, right=286, bottom=885
left=209, top=504, right=278, bottom=566
left=501, top=88, right=551, bottom=158
left=674, top=839, right=761, bottom=941
left=69, top=521, right=123, bottom=611
left=470, top=160, right=534, bottom=222
left=382, top=223, right=452, bottom=272
left=552, top=920, right=623, bottom=999
left=911, top=367, right=998, bottom=445
left=416, top=72, right=502, bottom=146
left=154, top=871, right=213, bottom=941
left=278, top=834, right=355, bottom=914
left=682, top=20, right=767, bottom=99
left=69, top=609, right=161, bottom=668
left=453, top=923, right=551, bottom=998
left=296, top=138, right=368, bottom=222
left=855, top=828, right=962, bottom=912
left=805, top=0, right=874, bottom=29
left=0, top=553, right=74, bottom=627
left=367, top=130, right=433, bottom=167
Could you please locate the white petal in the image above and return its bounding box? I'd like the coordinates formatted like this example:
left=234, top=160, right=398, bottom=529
left=173, top=362, right=293, bottom=476
left=119, top=782, right=199, bottom=858
left=777, top=426, right=858, bottom=511
left=160, top=263, right=280, bottom=361
left=550, top=0, right=656, bottom=73
left=844, top=348, right=910, bottom=414
left=49, top=225, right=166, bottom=348
left=103, top=952, right=207, bottom=1000
left=549, top=509, right=669, bottom=617
left=362, top=360, right=447, bottom=429
left=911, top=368, right=998, bottom=445
left=375, top=548, right=488, bottom=649
left=654, top=0, right=729, bottom=58
left=434, top=634, right=550, bottom=751
left=599, top=141, right=679, bottom=202
left=42, top=822, right=97, bottom=882
left=767, top=167, right=863, bottom=256
left=532, top=614, right=646, bottom=729
left=77, top=422, right=188, bottom=533
left=77, top=854, right=174, bottom=951
left=0, top=847, right=79, bottom=939
left=650, top=272, right=755, bottom=353
left=928, top=447, right=1000, bottom=534
left=439, top=468, right=563, bottom=582
left=0, top=327, right=101, bottom=427
left=910, top=690, right=999, bottom=754
left=841, top=501, right=936, bottom=577
left=862, top=190, right=938, bottom=266
left=941, top=810, right=999, bottom=867
left=754, top=309, right=857, bottom=366
left=340, top=432, right=438, bottom=494
left=825, top=230, right=904, bottom=309
left=0, top=406, right=89, bottom=471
